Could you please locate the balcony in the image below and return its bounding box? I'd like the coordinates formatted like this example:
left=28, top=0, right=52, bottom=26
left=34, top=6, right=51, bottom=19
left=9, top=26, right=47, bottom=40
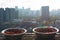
left=0, top=33, right=60, bottom=40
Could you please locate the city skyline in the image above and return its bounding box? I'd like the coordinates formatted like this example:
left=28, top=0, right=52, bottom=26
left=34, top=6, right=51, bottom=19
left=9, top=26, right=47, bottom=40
left=0, top=0, right=60, bottom=11
left=0, top=5, right=60, bottom=33
left=0, top=6, right=60, bottom=16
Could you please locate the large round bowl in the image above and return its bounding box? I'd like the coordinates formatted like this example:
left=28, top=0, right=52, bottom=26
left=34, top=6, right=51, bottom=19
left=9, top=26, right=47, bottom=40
left=1, top=28, right=27, bottom=35
left=33, top=26, right=59, bottom=34
left=1, top=28, right=27, bottom=40
left=33, top=26, right=59, bottom=40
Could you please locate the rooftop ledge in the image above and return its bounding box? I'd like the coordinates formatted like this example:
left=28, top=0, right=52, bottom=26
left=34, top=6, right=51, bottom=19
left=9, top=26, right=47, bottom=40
left=0, top=33, right=60, bottom=40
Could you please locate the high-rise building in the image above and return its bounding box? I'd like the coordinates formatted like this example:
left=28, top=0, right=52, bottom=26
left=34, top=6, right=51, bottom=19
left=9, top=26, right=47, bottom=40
left=41, top=6, right=49, bottom=21
left=15, top=6, right=19, bottom=19
left=5, top=7, right=19, bottom=21
left=36, top=10, right=40, bottom=17
left=0, top=8, right=4, bottom=23
left=10, top=8, right=16, bottom=20
left=5, top=8, right=11, bottom=21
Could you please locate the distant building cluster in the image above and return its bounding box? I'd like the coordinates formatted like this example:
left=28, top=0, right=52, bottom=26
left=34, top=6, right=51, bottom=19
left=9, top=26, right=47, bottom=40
left=0, top=7, right=19, bottom=23
left=0, top=6, right=51, bottom=25
left=19, top=7, right=40, bottom=18
left=0, top=6, right=41, bottom=23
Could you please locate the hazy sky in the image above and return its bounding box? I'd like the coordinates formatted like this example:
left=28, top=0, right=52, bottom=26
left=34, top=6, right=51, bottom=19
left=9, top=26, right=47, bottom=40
left=0, top=0, right=60, bottom=11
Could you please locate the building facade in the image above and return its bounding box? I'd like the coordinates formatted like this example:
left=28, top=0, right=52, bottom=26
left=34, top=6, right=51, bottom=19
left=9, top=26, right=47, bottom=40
left=41, top=6, right=49, bottom=21
left=5, top=8, right=19, bottom=22
left=0, top=8, right=4, bottom=23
